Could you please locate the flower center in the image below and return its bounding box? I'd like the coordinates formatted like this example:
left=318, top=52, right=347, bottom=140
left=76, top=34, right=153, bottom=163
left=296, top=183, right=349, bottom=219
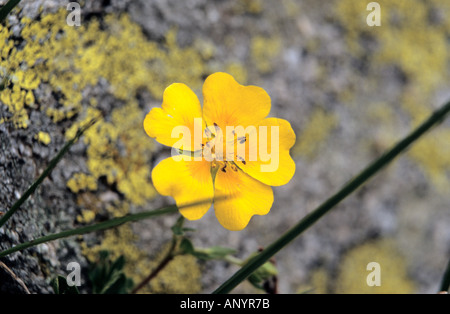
left=211, top=160, right=238, bottom=173
left=201, top=122, right=248, bottom=166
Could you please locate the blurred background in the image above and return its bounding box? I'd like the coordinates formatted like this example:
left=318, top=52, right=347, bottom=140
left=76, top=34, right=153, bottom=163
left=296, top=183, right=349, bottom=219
left=0, top=0, right=449, bottom=294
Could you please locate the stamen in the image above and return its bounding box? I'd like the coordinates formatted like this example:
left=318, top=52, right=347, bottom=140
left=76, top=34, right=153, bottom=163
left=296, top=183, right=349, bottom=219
left=213, top=122, right=221, bottom=133
left=236, top=155, right=247, bottom=165
left=238, top=136, right=246, bottom=144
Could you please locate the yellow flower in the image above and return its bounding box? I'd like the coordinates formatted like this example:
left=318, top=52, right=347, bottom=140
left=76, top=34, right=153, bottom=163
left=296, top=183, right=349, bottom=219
left=144, top=72, right=296, bottom=230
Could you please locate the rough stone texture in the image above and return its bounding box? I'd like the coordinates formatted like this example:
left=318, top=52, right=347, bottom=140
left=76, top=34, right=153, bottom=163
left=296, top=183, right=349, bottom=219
left=0, top=121, right=89, bottom=293
left=1, top=0, right=449, bottom=294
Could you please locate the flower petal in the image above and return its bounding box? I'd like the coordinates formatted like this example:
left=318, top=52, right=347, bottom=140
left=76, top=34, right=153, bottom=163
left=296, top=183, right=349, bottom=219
left=202, top=72, right=271, bottom=130
left=236, top=118, right=296, bottom=186
left=144, top=83, right=205, bottom=151
left=214, top=168, right=273, bottom=231
left=151, top=157, right=213, bottom=220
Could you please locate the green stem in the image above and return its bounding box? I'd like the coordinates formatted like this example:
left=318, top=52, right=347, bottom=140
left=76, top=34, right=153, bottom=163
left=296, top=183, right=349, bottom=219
left=213, top=100, right=450, bottom=294
left=131, top=236, right=178, bottom=294
left=0, top=77, right=7, bottom=91
left=131, top=215, right=185, bottom=294
left=223, top=255, right=244, bottom=266
left=0, top=0, right=21, bottom=22
left=439, top=258, right=450, bottom=292
left=0, top=117, right=99, bottom=229
left=0, top=206, right=178, bottom=258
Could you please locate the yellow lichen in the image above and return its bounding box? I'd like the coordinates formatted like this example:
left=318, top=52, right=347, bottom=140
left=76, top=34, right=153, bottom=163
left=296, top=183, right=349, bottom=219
left=408, top=129, right=450, bottom=191
left=307, top=268, right=329, bottom=294
left=293, top=109, right=337, bottom=159
left=336, top=0, right=450, bottom=191
left=251, top=36, right=281, bottom=74
left=335, top=240, right=415, bottom=294
left=65, top=102, right=156, bottom=205
left=0, top=81, right=32, bottom=128
left=81, top=200, right=202, bottom=293
left=281, top=0, right=301, bottom=18
left=295, top=240, right=417, bottom=294
left=81, top=224, right=150, bottom=285
left=146, top=243, right=203, bottom=294
left=233, top=0, right=264, bottom=15
left=358, top=102, right=400, bottom=156
left=194, top=38, right=216, bottom=61
left=1, top=9, right=206, bottom=125
left=35, top=131, right=51, bottom=145
left=37, top=13, right=210, bottom=206
left=0, top=9, right=209, bottom=207
left=66, top=173, right=98, bottom=193
left=76, top=209, right=96, bottom=224
left=225, top=62, right=248, bottom=85
left=15, top=10, right=212, bottom=285
left=82, top=220, right=202, bottom=294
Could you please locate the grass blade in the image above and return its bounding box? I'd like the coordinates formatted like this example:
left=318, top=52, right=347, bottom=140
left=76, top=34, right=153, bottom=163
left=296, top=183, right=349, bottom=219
left=0, top=206, right=178, bottom=258
left=0, top=117, right=100, bottom=229
left=0, top=0, right=21, bottom=22
left=213, top=100, right=450, bottom=294
left=439, top=258, right=450, bottom=293
left=0, top=196, right=220, bottom=258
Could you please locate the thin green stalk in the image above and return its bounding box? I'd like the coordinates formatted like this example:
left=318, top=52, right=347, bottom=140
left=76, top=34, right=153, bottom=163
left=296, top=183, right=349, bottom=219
left=131, top=218, right=184, bottom=294
left=439, top=258, right=450, bottom=292
left=131, top=237, right=177, bottom=294
left=0, top=117, right=99, bottom=229
left=213, top=100, right=450, bottom=294
left=0, top=0, right=21, bottom=22
left=0, top=206, right=178, bottom=258
left=223, top=255, right=244, bottom=266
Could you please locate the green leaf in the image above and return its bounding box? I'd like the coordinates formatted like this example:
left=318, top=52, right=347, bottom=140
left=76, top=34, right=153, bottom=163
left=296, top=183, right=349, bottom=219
left=52, top=275, right=80, bottom=294
left=111, top=255, right=126, bottom=272
left=440, top=258, right=450, bottom=292
left=192, top=246, right=237, bottom=261
left=102, top=274, right=134, bottom=294
left=207, top=246, right=237, bottom=259
left=171, top=215, right=186, bottom=236
left=179, top=238, right=195, bottom=255
left=247, top=273, right=264, bottom=290
left=171, top=226, right=183, bottom=236
left=182, top=227, right=196, bottom=233
left=246, top=261, right=278, bottom=291
left=243, top=258, right=278, bottom=292
left=0, top=78, right=7, bottom=91
left=88, top=251, right=134, bottom=294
